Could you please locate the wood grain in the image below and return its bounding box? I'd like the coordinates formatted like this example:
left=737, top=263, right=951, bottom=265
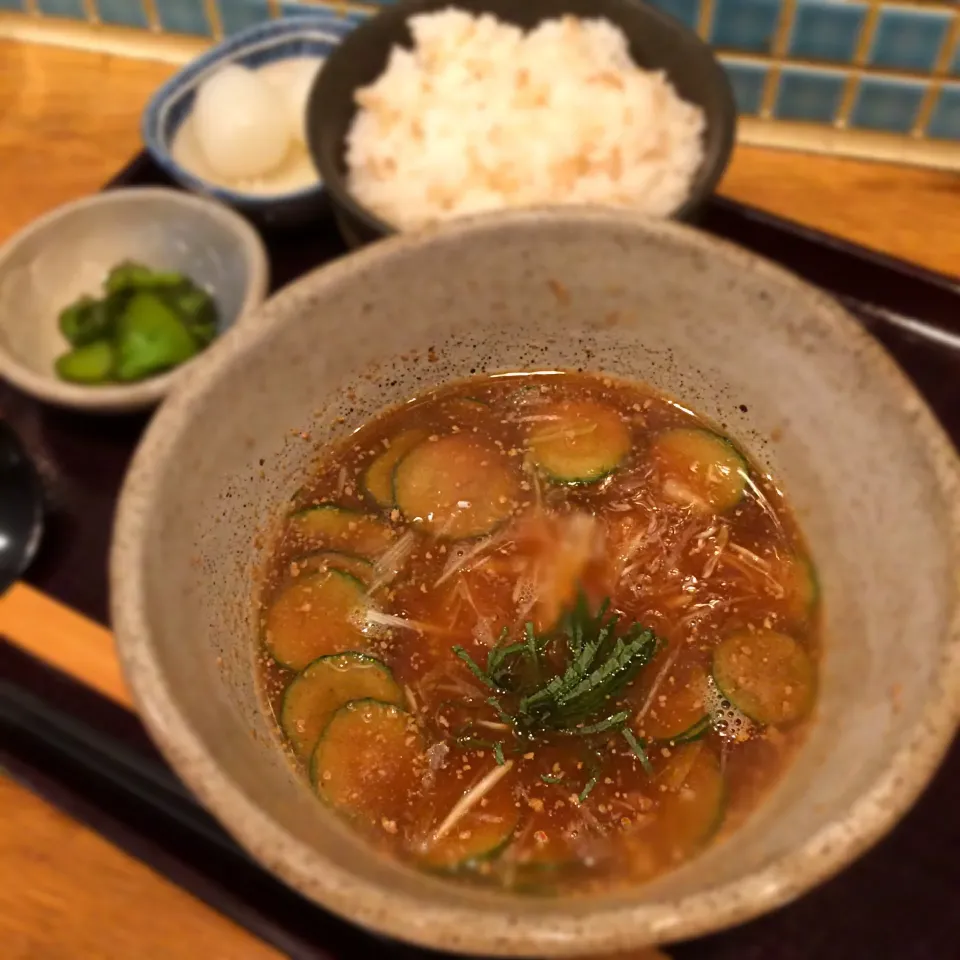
left=2, top=39, right=960, bottom=275
left=0, top=29, right=957, bottom=960
left=1, top=582, right=131, bottom=708
left=0, top=40, right=175, bottom=243
left=0, top=584, right=280, bottom=957
left=722, top=145, right=960, bottom=277
left=0, top=777, right=280, bottom=960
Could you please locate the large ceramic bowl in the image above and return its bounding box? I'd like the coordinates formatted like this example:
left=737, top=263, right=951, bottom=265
left=111, top=209, right=960, bottom=957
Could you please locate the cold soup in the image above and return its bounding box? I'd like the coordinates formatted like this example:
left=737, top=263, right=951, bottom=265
left=257, top=371, right=819, bottom=893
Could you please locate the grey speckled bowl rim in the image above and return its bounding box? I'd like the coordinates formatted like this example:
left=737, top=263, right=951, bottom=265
left=111, top=208, right=960, bottom=957
left=0, top=188, right=270, bottom=413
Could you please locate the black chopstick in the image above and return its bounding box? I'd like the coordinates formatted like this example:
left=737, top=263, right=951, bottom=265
left=0, top=678, right=242, bottom=855
left=0, top=638, right=448, bottom=960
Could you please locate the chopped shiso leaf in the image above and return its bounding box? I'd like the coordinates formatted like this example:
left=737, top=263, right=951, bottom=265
left=622, top=726, right=654, bottom=777
left=579, top=774, right=598, bottom=803
left=451, top=590, right=660, bottom=743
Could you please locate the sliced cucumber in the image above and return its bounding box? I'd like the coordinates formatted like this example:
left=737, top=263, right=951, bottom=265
left=712, top=630, right=815, bottom=726
left=636, top=657, right=711, bottom=744
left=291, top=550, right=374, bottom=586
left=703, top=674, right=756, bottom=743
left=777, top=553, right=819, bottom=624
left=651, top=428, right=748, bottom=512
left=513, top=835, right=576, bottom=874
left=263, top=569, right=367, bottom=671
left=363, top=429, right=428, bottom=508
left=421, top=814, right=517, bottom=872
left=527, top=399, right=631, bottom=484
left=288, top=505, right=394, bottom=556
left=657, top=743, right=725, bottom=850
left=281, top=653, right=403, bottom=761
left=311, top=699, right=423, bottom=826
left=393, top=435, right=520, bottom=539
left=671, top=716, right=711, bottom=743
left=419, top=770, right=518, bottom=871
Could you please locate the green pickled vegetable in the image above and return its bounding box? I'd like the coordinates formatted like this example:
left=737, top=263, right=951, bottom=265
left=113, top=293, right=199, bottom=382
left=55, top=340, right=115, bottom=384
left=58, top=296, right=116, bottom=347
left=162, top=285, right=218, bottom=346
left=105, top=260, right=185, bottom=294
left=54, top=261, right=220, bottom=385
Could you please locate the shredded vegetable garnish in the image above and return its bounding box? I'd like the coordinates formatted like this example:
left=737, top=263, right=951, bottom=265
left=364, top=609, right=447, bottom=635
left=368, top=530, right=418, bottom=593
left=579, top=774, right=599, bottom=803
left=431, top=760, right=514, bottom=842
left=634, top=642, right=682, bottom=725
left=434, top=530, right=506, bottom=587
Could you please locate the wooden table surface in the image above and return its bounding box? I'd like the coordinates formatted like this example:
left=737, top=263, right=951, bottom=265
left=0, top=35, right=958, bottom=960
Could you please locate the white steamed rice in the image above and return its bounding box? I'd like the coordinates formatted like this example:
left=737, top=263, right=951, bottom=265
left=345, top=9, right=705, bottom=231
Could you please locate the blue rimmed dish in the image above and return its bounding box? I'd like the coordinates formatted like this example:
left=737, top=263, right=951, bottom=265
left=142, top=15, right=361, bottom=228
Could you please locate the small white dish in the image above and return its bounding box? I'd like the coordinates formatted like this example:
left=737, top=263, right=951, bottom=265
left=0, top=188, right=269, bottom=414
left=142, top=15, right=359, bottom=228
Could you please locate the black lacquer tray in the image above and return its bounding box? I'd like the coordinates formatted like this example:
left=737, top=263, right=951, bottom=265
left=1, top=155, right=958, bottom=960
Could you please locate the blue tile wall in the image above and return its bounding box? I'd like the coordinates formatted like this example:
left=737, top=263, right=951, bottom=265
left=97, top=0, right=150, bottom=30
left=711, top=0, right=782, bottom=54
left=279, top=1, right=369, bottom=23
left=722, top=58, right=768, bottom=116
left=868, top=6, right=952, bottom=73
left=36, top=0, right=86, bottom=17
left=775, top=65, right=846, bottom=122
left=154, top=0, right=212, bottom=36
left=788, top=0, right=867, bottom=64
left=647, top=0, right=701, bottom=32
left=218, top=0, right=272, bottom=36
left=279, top=2, right=326, bottom=15
left=9, top=0, right=960, bottom=149
left=851, top=76, right=927, bottom=133
left=927, top=84, right=960, bottom=140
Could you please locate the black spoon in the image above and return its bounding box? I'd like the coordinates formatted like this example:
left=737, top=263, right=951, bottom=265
left=0, top=421, right=44, bottom=595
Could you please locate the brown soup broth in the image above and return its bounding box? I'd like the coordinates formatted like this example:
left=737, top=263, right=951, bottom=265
left=258, top=372, right=819, bottom=894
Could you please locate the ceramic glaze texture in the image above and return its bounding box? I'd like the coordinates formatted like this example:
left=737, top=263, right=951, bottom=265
left=111, top=208, right=960, bottom=957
